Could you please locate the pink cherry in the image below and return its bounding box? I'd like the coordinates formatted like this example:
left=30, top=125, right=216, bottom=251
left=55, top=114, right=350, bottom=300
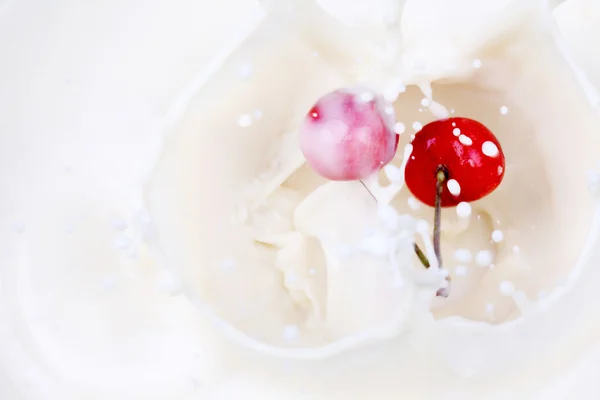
left=299, top=87, right=399, bottom=181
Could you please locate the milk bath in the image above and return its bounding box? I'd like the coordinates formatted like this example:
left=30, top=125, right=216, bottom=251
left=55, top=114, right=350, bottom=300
left=1, top=0, right=600, bottom=398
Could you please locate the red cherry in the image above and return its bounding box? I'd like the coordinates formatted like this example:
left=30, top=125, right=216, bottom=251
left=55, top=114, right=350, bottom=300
left=298, top=87, right=399, bottom=181
left=405, top=117, right=505, bottom=207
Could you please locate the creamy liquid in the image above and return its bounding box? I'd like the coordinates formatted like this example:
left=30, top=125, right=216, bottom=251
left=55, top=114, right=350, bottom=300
left=2, top=0, right=600, bottom=398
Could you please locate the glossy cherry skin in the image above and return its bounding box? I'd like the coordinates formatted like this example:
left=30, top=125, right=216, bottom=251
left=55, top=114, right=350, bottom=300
left=298, top=87, right=399, bottom=181
left=405, top=117, right=505, bottom=207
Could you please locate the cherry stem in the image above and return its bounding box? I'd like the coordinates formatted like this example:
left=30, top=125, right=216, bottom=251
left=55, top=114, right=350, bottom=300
left=359, top=180, right=376, bottom=200
left=434, top=165, right=448, bottom=269
left=413, top=243, right=430, bottom=268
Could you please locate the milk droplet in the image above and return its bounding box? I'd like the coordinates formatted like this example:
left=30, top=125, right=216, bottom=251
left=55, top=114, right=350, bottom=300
left=110, top=217, right=127, bottom=231
left=450, top=109, right=456, bottom=114
left=394, top=122, right=406, bottom=134
left=101, top=276, right=117, bottom=292
left=112, top=235, right=130, bottom=251
left=482, top=141, right=499, bottom=157
left=455, top=266, right=468, bottom=276
left=473, top=59, right=482, bottom=68
left=499, top=280, right=515, bottom=295
left=416, top=219, right=430, bottom=233
left=500, top=106, right=509, bottom=115
left=286, top=273, right=298, bottom=285
left=452, top=127, right=461, bottom=136
left=157, top=269, right=182, bottom=294
left=220, top=258, right=236, bottom=271
left=447, top=179, right=461, bottom=196
left=283, top=325, right=300, bottom=340
left=454, top=248, right=473, bottom=263
left=11, top=221, right=26, bottom=233
left=456, top=202, right=471, bottom=218
left=429, top=101, right=450, bottom=119
left=475, top=250, right=493, bottom=267
left=359, top=91, right=375, bottom=102
left=383, top=80, right=406, bottom=102
left=408, top=197, right=421, bottom=210
left=337, top=244, right=354, bottom=258
left=459, top=134, right=473, bottom=146
left=237, top=114, right=253, bottom=127
left=420, top=98, right=430, bottom=107
left=412, top=121, right=423, bottom=131
left=384, top=164, right=403, bottom=183
left=237, top=61, right=253, bottom=80
left=587, top=170, right=600, bottom=195
left=491, top=230, right=504, bottom=243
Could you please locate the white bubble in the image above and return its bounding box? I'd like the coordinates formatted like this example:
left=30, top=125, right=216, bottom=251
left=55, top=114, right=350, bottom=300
left=459, top=134, right=473, bottom=146
left=454, top=248, right=473, bottom=263
left=491, top=230, right=504, bottom=243
left=473, top=59, right=482, bottom=68
left=482, top=141, right=499, bottom=157
left=420, top=98, right=430, bottom=107
left=500, top=106, right=509, bottom=115
left=447, top=179, right=461, bottom=196
left=412, top=121, right=423, bottom=131
left=456, top=202, right=471, bottom=218
left=283, top=325, right=300, bottom=340
left=308, top=268, right=317, bottom=276
left=394, top=122, right=406, bottom=134
left=455, top=265, right=468, bottom=276
left=485, top=303, right=495, bottom=313
left=499, top=280, right=515, bottom=295
left=237, top=114, right=253, bottom=127
left=475, top=250, right=493, bottom=267
left=253, top=109, right=263, bottom=119
left=452, top=127, right=461, bottom=136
